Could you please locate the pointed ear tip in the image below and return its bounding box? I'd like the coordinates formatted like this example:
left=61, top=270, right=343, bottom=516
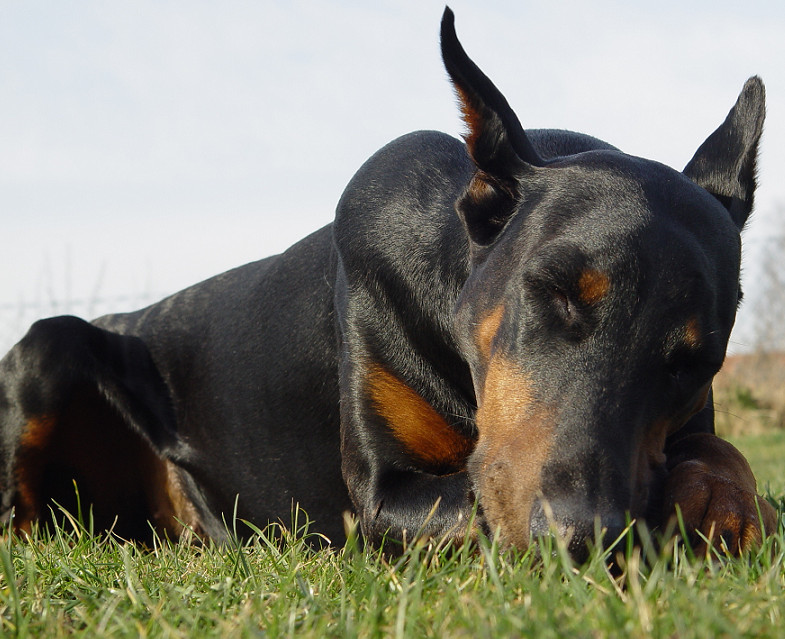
left=745, top=75, right=764, bottom=90
left=741, top=76, right=766, bottom=103
left=440, top=7, right=460, bottom=68
left=441, top=6, right=456, bottom=40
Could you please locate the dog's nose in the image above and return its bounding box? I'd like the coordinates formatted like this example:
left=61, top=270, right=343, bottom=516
left=528, top=501, right=629, bottom=562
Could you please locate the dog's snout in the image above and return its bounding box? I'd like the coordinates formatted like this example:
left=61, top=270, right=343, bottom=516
left=529, top=499, right=630, bottom=561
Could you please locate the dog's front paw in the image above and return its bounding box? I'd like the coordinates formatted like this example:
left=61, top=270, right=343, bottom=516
left=661, top=457, right=778, bottom=556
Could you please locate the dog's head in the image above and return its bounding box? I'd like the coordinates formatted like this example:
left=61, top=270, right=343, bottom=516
left=441, top=8, right=764, bottom=556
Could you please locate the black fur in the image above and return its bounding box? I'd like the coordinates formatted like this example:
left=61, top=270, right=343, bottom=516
left=0, top=8, right=768, bottom=557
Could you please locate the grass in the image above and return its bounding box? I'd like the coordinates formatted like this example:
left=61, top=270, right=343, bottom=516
left=728, top=431, right=785, bottom=494
left=1, top=352, right=784, bottom=637
left=1, top=504, right=785, bottom=639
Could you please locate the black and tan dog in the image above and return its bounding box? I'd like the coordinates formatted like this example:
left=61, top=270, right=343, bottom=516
left=0, top=8, right=776, bottom=558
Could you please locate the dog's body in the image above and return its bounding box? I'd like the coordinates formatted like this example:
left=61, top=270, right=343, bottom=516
left=0, top=9, right=776, bottom=557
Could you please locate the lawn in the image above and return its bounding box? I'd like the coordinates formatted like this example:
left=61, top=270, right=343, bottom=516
left=0, top=425, right=783, bottom=639
left=0, top=497, right=784, bottom=638
left=729, top=431, right=785, bottom=495
left=1, top=353, right=784, bottom=638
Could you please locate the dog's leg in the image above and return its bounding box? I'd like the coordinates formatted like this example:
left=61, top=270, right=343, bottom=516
left=661, top=402, right=777, bottom=554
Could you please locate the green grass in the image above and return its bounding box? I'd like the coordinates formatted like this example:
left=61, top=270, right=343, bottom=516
left=729, top=430, right=785, bottom=494
left=1, top=488, right=785, bottom=638
left=0, top=432, right=783, bottom=637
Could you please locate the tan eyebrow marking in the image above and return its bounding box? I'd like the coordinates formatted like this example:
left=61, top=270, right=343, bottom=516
left=684, top=316, right=702, bottom=349
left=577, top=268, right=610, bottom=305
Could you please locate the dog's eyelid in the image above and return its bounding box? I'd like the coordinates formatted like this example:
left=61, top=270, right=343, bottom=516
left=523, top=272, right=555, bottom=295
left=666, top=348, right=723, bottom=383
left=524, top=267, right=574, bottom=292
left=552, top=287, right=572, bottom=317
left=523, top=276, right=579, bottom=324
left=525, top=274, right=568, bottom=300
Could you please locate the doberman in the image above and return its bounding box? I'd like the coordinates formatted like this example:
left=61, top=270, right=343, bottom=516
left=0, top=8, right=777, bottom=558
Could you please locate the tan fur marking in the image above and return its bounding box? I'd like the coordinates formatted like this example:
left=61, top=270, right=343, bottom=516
left=367, top=364, right=473, bottom=471
left=684, top=316, right=702, bottom=349
left=476, top=355, right=535, bottom=431
left=466, top=172, right=496, bottom=204
left=145, top=458, right=203, bottom=537
left=476, top=305, right=505, bottom=360
left=661, top=433, right=776, bottom=554
left=19, top=414, right=57, bottom=451
left=15, top=415, right=58, bottom=528
left=454, top=85, right=482, bottom=153
left=12, top=391, right=202, bottom=540
left=474, top=356, right=554, bottom=545
left=577, top=268, right=610, bottom=305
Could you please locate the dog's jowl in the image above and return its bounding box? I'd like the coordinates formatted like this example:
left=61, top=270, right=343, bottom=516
left=0, top=8, right=776, bottom=558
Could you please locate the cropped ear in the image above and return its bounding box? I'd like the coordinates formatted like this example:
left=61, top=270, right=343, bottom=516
left=440, top=7, right=544, bottom=246
left=683, top=77, right=765, bottom=230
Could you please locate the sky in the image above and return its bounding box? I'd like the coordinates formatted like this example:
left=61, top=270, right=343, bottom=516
left=2, top=0, right=785, bottom=354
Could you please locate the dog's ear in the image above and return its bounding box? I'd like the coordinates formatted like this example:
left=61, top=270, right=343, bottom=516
left=441, top=7, right=544, bottom=246
left=683, top=77, right=765, bottom=230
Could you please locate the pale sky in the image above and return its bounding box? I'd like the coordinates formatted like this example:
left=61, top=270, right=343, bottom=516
left=2, top=1, right=785, bottom=353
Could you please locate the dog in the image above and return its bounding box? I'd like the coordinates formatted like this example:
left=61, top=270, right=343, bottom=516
left=0, top=8, right=776, bottom=558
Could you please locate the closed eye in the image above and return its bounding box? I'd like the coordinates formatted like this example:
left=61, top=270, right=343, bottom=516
left=525, top=273, right=594, bottom=340
left=667, top=355, right=723, bottom=394
left=552, top=288, right=572, bottom=319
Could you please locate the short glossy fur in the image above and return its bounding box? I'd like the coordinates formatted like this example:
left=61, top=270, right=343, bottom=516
left=0, top=8, right=775, bottom=558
